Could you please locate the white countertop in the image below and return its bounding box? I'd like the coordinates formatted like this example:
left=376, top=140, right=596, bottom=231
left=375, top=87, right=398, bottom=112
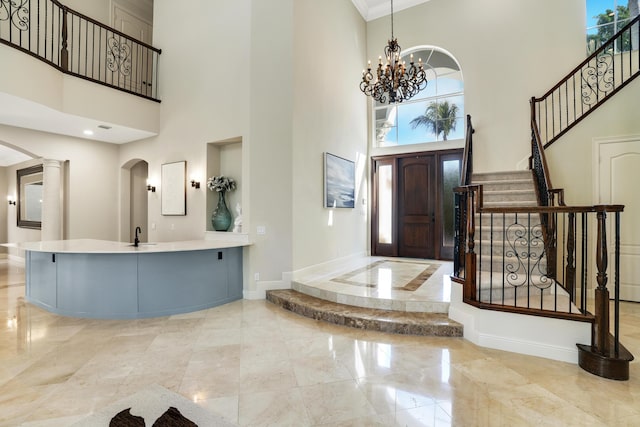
left=4, top=239, right=250, bottom=254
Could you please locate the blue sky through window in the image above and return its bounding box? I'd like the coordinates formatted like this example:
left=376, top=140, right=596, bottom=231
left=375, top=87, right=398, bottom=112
left=587, top=0, right=620, bottom=34
left=375, top=52, right=464, bottom=147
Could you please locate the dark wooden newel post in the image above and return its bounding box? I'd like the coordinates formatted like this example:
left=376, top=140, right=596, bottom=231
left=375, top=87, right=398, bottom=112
left=594, top=208, right=610, bottom=355
left=464, top=188, right=477, bottom=301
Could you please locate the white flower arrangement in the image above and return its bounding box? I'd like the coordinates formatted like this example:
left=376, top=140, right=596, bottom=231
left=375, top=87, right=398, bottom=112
left=207, top=175, right=236, bottom=193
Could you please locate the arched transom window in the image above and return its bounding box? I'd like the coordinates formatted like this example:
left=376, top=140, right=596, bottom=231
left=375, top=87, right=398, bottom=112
left=375, top=47, right=464, bottom=147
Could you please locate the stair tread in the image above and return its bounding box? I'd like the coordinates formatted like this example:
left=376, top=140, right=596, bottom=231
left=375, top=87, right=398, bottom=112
left=267, top=289, right=463, bottom=337
left=483, top=201, right=538, bottom=206
left=483, top=189, right=535, bottom=194
left=473, top=179, right=533, bottom=185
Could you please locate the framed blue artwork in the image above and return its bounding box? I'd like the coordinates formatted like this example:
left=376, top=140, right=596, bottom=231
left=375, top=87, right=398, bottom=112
left=324, top=152, right=355, bottom=208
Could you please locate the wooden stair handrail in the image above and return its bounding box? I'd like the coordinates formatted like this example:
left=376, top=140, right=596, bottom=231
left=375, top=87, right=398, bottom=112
left=531, top=14, right=640, bottom=149
left=533, top=14, right=640, bottom=103
left=460, top=114, right=474, bottom=186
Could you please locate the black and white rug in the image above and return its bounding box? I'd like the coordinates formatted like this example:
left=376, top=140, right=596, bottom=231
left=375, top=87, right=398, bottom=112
left=71, top=385, right=235, bottom=427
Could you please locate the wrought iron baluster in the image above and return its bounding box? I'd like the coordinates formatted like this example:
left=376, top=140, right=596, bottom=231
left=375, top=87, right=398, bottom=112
left=489, top=213, right=493, bottom=304
left=502, top=212, right=505, bottom=305
left=614, top=211, right=620, bottom=357
left=60, top=6, right=67, bottom=70
left=36, top=0, right=40, bottom=55
left=580, top=212, right=588, bottom=313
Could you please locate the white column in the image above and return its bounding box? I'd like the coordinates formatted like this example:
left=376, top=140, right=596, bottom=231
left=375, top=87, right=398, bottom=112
left=41, top=159, right=63, bottom=241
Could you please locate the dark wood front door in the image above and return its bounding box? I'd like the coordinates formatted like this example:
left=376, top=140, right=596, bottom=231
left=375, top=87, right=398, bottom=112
left=398, top=156, right=436, bottom=258
left=371, top=149, right=462, bottom=260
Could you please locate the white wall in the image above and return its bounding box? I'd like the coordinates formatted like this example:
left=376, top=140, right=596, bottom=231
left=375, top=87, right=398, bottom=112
left=247, top=0, right=294, bottom=288
left=291, top=0, right=368, bottom=270
left=366, top=0, right=586, bottom=172
left=0, top=125, right=120, bottom=243
left=119, top=0, right=251, bottom=243
left=120, top=0, right=368, bottom=293
left=130, top=160, right=148, bottom=242
left=545, top=77, right=640, bottom=205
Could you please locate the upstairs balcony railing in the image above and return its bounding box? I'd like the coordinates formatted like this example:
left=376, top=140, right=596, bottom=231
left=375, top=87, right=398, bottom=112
left=0, top=0, right=161, bottom=101
left=532, top=14, right=639, bottom=149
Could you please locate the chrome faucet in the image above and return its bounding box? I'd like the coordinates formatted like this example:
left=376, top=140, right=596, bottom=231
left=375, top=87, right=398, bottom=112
left=134, top=226, right=142, bottom=247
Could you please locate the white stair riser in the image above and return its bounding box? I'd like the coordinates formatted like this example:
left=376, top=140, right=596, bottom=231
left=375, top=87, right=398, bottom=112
left=472, top=171, right=533, bottom=182
left=483, top=191, right=537, bottom=203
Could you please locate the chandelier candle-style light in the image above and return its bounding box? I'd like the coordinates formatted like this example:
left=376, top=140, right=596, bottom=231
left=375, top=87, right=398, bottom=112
left=360, top=0, right=427, bottom=104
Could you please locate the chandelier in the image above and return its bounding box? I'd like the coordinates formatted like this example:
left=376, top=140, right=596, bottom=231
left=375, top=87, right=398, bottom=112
left=360, top=0, right=427, bottom=104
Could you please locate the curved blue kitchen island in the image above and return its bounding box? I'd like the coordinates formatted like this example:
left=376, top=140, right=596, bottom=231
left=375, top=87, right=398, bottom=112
left=14, top=239, right=247, bottom=319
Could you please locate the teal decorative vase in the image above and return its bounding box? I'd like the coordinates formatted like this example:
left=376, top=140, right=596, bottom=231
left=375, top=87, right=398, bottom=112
left=212, top=191, right=232, bottom=231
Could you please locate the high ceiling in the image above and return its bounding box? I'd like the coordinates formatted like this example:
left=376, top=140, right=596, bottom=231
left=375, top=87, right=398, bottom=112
left=0, top=0, right=430, bottom=166
left=351, top=0, right=430, bottom=21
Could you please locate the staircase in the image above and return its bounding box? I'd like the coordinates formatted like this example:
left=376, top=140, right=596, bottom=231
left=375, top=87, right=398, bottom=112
left=469, top=171, right=579, bottom=312
left=454, top=115, right=634, bottom=379
left=473, top=171, right=537, bottom=208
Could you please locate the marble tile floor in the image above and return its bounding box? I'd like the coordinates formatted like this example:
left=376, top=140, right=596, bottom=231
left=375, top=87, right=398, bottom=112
left=292, top=257, right=453, bottom=313
left=1, top=259, right=640, bottom=426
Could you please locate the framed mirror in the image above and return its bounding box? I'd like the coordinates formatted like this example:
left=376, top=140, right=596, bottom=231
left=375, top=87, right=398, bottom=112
left=17, top=164, right=44, bottom=229
left=161, top=161, right=186, bottom=216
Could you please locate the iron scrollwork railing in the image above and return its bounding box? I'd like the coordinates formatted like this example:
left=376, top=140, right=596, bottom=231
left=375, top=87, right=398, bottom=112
left=531, top=14, right=640, bottom=149
left=451, top=187, right=633, bottom=378
left=0, top=0, right=161, bottom=101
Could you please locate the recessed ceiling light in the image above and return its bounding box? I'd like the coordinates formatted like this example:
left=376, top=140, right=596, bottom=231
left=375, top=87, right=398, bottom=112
left=83, top=130, right=94, bottom=136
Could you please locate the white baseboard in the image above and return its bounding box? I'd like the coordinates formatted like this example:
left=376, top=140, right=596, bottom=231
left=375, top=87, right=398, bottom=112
left=244, top=251, right=368, bottom=300
left=449, top=280, right=591, bottom=364
left=8, top=254, right=24, bottom=264
left=244, top=279, right=290, bottom=300
left=516, top=155, right=530, bottom=170
left=477, top=331, right=585, bottom=364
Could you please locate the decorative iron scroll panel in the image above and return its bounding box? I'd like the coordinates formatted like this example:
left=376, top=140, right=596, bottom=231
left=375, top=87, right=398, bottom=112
left=107, top=36, right=131, bottom=76
left=581, top=52, right=614, bottom=106
left=0, top=0, right=29, bottom=31
left=502, top=219, right=552, bottom=292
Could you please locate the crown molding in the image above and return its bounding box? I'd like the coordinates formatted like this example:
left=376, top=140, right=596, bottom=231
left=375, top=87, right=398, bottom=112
left=351, top=0, right=431, bottom=22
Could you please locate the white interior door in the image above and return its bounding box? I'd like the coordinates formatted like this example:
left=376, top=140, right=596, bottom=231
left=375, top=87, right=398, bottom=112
left=111, top=2, right=153, bottom=94
left=597, top=137, right=640, bottom=302
left=112, top=3, right=152, bottom=44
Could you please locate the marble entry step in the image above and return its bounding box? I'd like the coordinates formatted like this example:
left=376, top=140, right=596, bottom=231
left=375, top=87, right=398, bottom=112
left=266, top=289, right=463, bottom=337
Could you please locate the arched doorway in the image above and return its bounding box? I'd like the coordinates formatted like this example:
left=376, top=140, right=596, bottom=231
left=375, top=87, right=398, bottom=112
left=120, top=159, right=148, bottom=243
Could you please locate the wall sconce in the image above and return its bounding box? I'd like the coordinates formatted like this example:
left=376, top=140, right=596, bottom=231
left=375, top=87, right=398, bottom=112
left=190, top=179, right=200, bottom=189
left=7, top=195, right=16, bottom=206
